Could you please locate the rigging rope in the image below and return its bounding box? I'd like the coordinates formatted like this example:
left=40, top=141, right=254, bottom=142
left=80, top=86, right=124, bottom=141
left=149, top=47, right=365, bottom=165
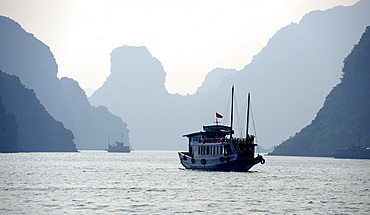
left=220, top=90, right=261, bottom=154
left=250, top=103, right=260, bottom=153
left=234, top=98, right=246, bottom=137
left=222, top=94, right=231, bottom=125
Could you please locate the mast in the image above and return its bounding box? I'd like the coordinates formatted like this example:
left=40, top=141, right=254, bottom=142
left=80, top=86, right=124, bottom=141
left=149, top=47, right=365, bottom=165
left=230, top=86, right=234, bottom=141
left=246, top=93, right=250, bottom=139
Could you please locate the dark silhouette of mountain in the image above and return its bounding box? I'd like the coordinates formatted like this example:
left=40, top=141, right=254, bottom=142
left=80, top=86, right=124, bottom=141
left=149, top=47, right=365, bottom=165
left=0, top=17, right=67, bottom=122
left=90, top=0, right=370, bottom=150
left=0, top=70, right=77, bottom=152
left=0, top=97, right=18, bottom=152
left=270, top=26, right=370, bottom=157
left=0, top=16, right=130, bottom=150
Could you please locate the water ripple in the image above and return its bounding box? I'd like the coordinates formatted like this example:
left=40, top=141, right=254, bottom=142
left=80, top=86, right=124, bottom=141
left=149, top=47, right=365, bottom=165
left=1, top=151, right=369, bottom=214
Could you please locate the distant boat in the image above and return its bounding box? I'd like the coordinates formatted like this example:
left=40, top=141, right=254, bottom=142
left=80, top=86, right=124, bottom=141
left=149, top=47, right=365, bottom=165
left=333, top=143, right=370, bottom=159
left=106, top=133, right=131, bottom=153
left=178, top=86, right=265, bottom=171
left=106, top=141, right=131, bottom=153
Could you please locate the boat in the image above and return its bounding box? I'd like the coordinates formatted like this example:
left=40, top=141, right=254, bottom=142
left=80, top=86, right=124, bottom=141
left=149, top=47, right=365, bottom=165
left=106, top=134, right=131, bottom=153
left=333, top=143, right=370, bottom=159
left=106, top=141, right=131, bottom=153
left=178, top=86, right=265, bottom=171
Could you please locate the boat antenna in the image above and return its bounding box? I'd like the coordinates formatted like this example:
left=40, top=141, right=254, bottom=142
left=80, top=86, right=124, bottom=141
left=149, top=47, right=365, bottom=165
left=246, top=93, right=250, bottom=139
left=230, top=86, right=234, bottom=141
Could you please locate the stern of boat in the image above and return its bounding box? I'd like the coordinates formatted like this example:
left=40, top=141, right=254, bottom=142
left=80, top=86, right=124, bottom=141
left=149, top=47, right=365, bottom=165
left=255, top=154, right=265, bottom=165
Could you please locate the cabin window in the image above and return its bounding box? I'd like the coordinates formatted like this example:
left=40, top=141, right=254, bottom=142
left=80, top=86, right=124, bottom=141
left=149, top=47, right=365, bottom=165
left=190, top=136, right=201, bottom=144
left=197, top=145, right=226, bottom=155
left=195, top=136, right=200, bottom=143
left=198, top=146, right=226, bottom=155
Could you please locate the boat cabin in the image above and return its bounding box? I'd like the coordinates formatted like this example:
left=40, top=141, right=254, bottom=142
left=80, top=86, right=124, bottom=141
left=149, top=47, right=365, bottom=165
left=183, top=124, right=256, bottom=159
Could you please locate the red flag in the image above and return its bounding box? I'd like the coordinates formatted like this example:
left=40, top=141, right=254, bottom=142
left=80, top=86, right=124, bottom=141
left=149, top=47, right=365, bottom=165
left=216, top=112, right=223, bottom=118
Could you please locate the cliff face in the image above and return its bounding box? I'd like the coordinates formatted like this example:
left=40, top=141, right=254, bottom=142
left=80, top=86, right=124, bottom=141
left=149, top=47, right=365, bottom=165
left=270, top=26, right=370, bottom=157
left=0, top=16, right=67, bottom=122
left=0, top=71, right=77, bottom=152
left=90, top=46, right=180, bottom=150
left=0, top=16, right=130, bottom=150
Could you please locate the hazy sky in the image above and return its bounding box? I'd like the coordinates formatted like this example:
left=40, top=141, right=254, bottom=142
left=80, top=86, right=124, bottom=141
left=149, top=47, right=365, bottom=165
left=0, top=0, right=359, bottom=95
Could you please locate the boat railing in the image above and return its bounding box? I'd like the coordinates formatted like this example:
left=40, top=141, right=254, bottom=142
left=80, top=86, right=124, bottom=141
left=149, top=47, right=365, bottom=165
left=196, top=136, right=256, bottom=145
left=198, top=138, right=225, bottom=144
left=231, top=137, right=255, bottom=144
left=197, top=137, right=255, bottom=144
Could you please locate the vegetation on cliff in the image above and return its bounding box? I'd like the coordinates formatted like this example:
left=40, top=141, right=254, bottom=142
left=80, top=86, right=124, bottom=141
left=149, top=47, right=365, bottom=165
left=0, top=70, right=77, bottom=152
left=271, top=26, right=370, bottom=156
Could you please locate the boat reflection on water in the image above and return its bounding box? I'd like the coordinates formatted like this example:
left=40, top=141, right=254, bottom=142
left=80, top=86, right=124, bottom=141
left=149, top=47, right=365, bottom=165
left=333, top=143, right=370, bottom=159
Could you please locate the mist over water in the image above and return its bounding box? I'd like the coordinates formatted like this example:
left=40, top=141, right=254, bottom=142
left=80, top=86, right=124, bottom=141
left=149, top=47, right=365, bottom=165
left=1, top=151, right=369, bottom=214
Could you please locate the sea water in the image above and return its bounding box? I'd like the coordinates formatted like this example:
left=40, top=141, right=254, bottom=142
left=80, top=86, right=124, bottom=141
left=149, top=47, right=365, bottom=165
left=1, top=150, right=369, bottom=214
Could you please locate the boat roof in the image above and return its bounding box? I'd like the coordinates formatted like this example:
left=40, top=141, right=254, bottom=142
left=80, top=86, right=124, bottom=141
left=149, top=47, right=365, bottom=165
left=183, top=124, right=232, bottom=137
